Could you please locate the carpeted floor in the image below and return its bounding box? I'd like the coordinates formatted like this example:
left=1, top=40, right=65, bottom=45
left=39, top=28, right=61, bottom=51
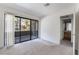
left=61, top=40, right=72, bottom=47
left=0, top=39, right=73, bottom=55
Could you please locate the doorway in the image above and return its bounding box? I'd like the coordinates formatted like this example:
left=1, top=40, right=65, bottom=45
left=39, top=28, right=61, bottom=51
left=60, top=14, right=73, bottom=47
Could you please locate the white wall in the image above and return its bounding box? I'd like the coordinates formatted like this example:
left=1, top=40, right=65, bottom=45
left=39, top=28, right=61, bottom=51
left=73, top=4, right=79, bottom=53
left=0, top=6, right=40, bottom=48
left=0, top=9, right=4, bottom=48
left=75, top=11, right=79, bottom=52
left=40, top=6, right=76, bottom=44
left=60, top=20, right=65, bottom=40
left=75, top=4, right=79, bottom=53
left=41, top=15, right=60, bottom=44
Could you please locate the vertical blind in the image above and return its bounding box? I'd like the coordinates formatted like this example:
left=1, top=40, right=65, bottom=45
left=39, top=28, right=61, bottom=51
left=5, top=13, right=15, bottom=47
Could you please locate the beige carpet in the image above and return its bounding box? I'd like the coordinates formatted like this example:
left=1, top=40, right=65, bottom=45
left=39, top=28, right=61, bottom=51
left=0, top=39, right=73, bottom=55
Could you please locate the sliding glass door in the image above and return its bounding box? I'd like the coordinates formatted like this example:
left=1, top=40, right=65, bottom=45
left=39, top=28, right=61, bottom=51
left=31, top=20, right=38, bottom=39
left=14, top=17, right=38, bottom=44
left=14, top=17, right=20, bottom=43
left=21, top=19, right=30, bottom=42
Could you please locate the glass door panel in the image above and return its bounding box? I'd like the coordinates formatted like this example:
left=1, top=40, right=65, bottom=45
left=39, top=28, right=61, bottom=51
left=31, top=20, right=38, bottom=39
left=14, top=17, right=20, bottom=43
left=21, top=18, right=31, bottom=41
